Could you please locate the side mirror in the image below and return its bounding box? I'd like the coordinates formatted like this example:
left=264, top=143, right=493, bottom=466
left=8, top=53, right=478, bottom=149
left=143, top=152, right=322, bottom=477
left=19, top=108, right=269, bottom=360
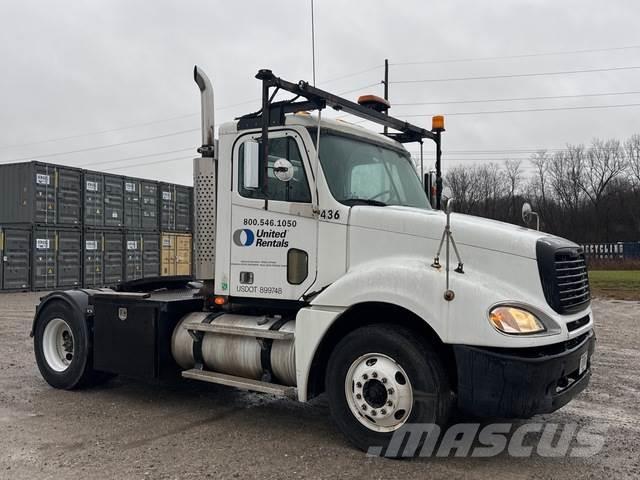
left=243, top=141, right=260, bottom=189
left=522, top=202, right=540, bottom=230
left=273, top=158, right=294, bottom=182
left=522, top=202, right=533, bottom=224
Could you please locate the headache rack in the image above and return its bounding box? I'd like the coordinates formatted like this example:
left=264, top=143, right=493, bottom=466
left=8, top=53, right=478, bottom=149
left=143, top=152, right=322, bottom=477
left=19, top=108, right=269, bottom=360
left=236, top=69, right=445, bottom=208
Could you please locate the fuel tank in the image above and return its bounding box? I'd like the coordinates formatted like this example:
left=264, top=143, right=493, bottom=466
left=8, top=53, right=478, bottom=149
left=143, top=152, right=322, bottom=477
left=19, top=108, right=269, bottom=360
left=171, top=312, right=296, bottom=386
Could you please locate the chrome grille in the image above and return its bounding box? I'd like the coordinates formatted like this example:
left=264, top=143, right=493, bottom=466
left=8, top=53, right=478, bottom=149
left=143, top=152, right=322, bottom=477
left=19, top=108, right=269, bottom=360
left=537, top=238, right=591, bottom=314
left=554, top=251, right=590, bottom=310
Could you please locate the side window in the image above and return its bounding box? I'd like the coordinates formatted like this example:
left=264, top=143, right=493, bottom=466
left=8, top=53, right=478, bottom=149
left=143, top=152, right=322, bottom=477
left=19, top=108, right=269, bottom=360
left=239, top=136, right=312, bottom=203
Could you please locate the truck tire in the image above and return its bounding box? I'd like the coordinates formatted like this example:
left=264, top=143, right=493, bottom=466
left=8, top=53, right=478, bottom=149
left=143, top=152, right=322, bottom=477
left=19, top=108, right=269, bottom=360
left=326, top=324, right=451, bottom=455
left=33, top=300, right=111, bottom=389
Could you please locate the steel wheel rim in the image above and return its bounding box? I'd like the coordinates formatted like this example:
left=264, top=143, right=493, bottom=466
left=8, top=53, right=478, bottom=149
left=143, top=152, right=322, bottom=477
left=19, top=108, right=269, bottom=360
left=344, top=353, right=413, bottom=433
left=42, top=318, right=74, bottom=372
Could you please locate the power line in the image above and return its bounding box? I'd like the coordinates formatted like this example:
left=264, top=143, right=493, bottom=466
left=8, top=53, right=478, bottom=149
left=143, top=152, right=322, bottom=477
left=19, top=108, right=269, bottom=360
left=411, top=146, right=627, bottom=155
left=0, top=99, right=258, bottom=151
left=337, top=81, right=381, bottom=96
left=2, top=83, right=377, bottom=166
left=78, top=147, right=193, bottom=168
left=397, top=102, right=640, bottom=117
left=1, top=77, right=377, bottom=153
left=2, top=128, right=198, bottom=164
left=2, top=77, right=381, bottom=166
left=393, top=90, right=640, bottom=106
left=0, top=113, right=197, bottom=151
left=392, top=65, right=640, bottom=84
left=391, top=44, right=640, bottom=66
left=320, top=65, right=381, bottom=84
left=102, top=156, right=193, bottom=172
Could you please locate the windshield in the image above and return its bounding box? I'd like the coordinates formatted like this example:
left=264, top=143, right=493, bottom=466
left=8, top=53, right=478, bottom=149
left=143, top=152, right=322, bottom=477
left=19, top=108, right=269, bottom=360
left=314, top=131, right=430, bottom=209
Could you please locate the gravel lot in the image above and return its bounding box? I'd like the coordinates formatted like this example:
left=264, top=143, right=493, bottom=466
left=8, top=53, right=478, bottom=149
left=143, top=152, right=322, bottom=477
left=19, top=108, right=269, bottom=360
left=1, top=292, right=638, bottom=479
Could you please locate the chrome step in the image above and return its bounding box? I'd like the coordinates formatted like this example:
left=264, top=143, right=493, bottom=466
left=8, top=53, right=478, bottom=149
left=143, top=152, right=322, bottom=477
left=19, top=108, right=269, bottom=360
left=184, top=322, right=293, bottom=340
left=182, top=369, right=297, bottom=398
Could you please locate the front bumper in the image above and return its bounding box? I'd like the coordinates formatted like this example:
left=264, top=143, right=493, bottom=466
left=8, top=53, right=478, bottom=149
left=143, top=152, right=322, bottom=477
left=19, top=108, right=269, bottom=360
left=453, top=331, right=595, bottom=418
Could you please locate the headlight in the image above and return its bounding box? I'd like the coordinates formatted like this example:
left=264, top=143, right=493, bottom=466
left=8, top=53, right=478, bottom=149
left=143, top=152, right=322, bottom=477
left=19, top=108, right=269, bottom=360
left=489, top=306, right=545, bottom=334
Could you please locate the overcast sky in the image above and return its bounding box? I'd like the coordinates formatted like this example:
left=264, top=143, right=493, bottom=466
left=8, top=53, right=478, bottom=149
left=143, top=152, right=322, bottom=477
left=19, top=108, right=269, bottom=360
left=1, top=0, right=639, bottom=185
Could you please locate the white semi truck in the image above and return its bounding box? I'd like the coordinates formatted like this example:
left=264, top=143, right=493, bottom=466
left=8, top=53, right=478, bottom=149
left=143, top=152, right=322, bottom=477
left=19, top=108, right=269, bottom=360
left=31, top=67, right=595, bottom=453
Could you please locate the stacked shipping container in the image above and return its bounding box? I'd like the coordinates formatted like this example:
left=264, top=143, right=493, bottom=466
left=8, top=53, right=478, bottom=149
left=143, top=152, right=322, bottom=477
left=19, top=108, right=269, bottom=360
left=0, top=161, right=193, bottom=292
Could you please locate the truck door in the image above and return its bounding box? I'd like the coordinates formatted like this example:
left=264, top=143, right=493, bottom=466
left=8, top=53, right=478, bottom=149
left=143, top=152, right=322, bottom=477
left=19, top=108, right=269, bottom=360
left=230, top=130, right=317, bottom=301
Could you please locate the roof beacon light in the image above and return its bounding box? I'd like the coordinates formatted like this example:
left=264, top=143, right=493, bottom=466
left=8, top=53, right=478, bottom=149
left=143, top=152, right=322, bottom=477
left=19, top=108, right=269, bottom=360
left=357, top=94, right=391, bottom=113
left=432, top=115, right=445, bottom=132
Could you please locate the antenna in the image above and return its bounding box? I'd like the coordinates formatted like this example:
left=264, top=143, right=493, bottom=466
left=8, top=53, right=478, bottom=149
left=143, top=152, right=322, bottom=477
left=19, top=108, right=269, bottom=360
left=311, top=0, right=316, bottom=85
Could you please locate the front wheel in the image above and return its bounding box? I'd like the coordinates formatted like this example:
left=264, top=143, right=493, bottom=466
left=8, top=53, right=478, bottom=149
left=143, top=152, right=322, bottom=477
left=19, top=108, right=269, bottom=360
left=326, top=324, right=451, bottom=454
left=34, top=300, right=111, bottom=389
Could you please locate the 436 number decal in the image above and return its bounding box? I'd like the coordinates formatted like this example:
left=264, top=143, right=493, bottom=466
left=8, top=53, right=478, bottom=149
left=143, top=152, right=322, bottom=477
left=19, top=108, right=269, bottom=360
left=319, top=209, right=341, bottom=220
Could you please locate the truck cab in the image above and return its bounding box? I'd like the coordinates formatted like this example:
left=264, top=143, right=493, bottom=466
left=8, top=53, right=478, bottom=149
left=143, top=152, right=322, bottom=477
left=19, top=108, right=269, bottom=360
left=32, top=66, right=595, bottom=454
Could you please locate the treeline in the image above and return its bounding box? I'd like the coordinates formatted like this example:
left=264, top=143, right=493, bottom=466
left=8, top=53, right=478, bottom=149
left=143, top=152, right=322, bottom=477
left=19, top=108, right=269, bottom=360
left=444, top=134, right=640, bottom=243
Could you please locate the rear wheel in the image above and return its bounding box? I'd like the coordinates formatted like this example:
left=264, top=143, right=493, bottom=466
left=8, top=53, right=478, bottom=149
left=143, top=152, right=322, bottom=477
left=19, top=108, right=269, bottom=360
left=34, top=300, right=111, bottom=389
left=326, top=324, right=451, bottom=454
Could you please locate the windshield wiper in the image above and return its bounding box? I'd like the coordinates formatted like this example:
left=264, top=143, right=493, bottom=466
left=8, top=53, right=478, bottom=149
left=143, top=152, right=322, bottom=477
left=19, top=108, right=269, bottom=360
left=342, top=197, right=388, bottom=207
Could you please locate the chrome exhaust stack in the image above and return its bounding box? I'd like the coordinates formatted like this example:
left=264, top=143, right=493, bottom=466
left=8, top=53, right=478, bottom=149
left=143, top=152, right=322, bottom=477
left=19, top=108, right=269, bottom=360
left=193, top=66, right=217, bottom=282
left=194, top=65, right=215, bottom=157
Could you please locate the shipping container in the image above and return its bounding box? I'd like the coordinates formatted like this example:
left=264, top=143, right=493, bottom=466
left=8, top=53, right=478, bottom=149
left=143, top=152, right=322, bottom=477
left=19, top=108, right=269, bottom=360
left=124, top=178, right=141, bottom=229
left=83, top=171, right=104, bottom=227
left=31, top=227, right=82, bottom=290
left=125, top=231, right=160, bottom=281
left=0, top=161, right=82, bottom=226
left=175, top=186, right=192, bottom=231
left=83, top=229, right=104, bottom=288
left=143, top=233, right=161, bottom=278
left=1, top=160, right=191, bottom=293
left=56, top=229, right=82, bottom=288
left=103, top=231, right=124, bottom=286
left=141, top=180, right=159, bottom=230
left=0, top=226, right=31, bottom=290
left=83, top=229, right=124, bottom=287
left=104, top=174, right=124, bottom=228
left=83, top=171, right=125, bottom=228
left=161, top=232, right=192, bottom=276
left=31, top=228, right=57, bottom=290
left=160, top=183, right=192, bottom=232
left=124, top=178, right=159, bottom=230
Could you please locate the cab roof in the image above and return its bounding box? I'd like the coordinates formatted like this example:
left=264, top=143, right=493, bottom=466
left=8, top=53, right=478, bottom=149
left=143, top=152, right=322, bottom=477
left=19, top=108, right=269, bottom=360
left=219, top=113, right=408, bottom=152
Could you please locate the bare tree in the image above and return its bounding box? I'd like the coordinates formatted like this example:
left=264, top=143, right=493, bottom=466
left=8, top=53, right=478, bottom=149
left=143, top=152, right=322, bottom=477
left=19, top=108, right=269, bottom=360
left=443, top=136, right=640, bottom=242
left=504, top=159, right=522, bottom=219
left=446, top=165, right=478, bottom=213
left=624, top=134, right=640, bottom=188
left=545, top=145, right=585, bottom=220
left=580, top=139, right=627, bottom=207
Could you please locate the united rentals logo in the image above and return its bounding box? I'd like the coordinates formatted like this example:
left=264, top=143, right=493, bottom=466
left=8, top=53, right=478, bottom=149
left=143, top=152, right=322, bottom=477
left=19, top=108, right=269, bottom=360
left=233, top=228, right=289, bottom=248
left=233, top=229, right=255, bottom=246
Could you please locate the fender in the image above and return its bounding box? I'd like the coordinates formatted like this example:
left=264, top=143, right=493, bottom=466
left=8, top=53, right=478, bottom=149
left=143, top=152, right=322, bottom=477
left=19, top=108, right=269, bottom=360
left=294, top=257, right=449, bottom=401
left=30, top=289, right=95, bottom=338
left=309, top=251, right=579, bottom=348
left=295, top=252, right=583, bottom=401
left=309, top=256, right=449, bottom=340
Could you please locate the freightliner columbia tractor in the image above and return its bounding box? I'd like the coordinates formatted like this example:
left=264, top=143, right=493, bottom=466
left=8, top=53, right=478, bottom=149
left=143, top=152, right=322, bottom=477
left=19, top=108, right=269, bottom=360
left=31, top=66, right=595, bottom=453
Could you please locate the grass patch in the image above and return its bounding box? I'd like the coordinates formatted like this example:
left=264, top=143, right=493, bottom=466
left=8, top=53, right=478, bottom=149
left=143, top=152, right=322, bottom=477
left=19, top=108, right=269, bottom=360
left=588, top=270, right=640, bottom=300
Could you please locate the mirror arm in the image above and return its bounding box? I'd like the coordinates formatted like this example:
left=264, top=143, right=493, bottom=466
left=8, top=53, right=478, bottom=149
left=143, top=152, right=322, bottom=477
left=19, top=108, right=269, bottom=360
left=434, top=130, right=443, bottom=210
left=260, top=79, right=270, bottom=194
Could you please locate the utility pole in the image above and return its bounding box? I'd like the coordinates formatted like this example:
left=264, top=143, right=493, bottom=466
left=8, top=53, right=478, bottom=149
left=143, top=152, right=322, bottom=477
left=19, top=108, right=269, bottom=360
left=383, top=58, right=389, bottom=134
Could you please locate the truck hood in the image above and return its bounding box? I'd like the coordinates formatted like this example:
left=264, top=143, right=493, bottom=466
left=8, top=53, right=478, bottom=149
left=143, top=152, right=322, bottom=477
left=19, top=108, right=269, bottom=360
left=348, top=205, right=551, bottom=260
